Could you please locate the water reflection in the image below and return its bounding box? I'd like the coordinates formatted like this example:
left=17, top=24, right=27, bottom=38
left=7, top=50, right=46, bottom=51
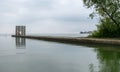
left=89, top=46, right=120, bottom=72
left=16, top=37, right=26, bottom=49
left=1, top=36, right=120, bottom=72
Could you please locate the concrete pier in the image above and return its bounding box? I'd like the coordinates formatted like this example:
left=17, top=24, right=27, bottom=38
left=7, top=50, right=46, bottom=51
left=12, top=35, right=120, bottom=46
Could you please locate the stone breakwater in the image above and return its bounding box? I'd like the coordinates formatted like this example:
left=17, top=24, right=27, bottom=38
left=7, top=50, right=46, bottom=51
left=12, top=35, right=120, bottom=46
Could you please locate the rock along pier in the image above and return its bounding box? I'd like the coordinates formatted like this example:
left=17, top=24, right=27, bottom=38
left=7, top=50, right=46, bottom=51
left=12, top=35, right=120, bottom=46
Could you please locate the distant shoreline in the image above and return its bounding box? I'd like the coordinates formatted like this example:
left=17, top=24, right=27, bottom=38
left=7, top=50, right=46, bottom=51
left=12, top=35, right=120, bottom=46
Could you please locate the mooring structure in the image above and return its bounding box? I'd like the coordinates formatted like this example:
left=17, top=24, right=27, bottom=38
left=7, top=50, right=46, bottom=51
left=15, top=26, right=26, bottom=49
left=16, top=26, right=26, bottom=36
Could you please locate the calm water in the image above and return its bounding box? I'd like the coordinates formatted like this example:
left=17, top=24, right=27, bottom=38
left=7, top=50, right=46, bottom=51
left=0, top=35, right=120, bottom=72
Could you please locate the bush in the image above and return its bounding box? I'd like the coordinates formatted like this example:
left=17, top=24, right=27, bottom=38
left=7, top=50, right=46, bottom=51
left=90, top=18, right=120, bottom=38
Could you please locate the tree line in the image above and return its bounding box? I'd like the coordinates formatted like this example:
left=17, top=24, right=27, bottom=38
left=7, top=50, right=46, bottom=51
left=83, top=0, right=120, bottom=37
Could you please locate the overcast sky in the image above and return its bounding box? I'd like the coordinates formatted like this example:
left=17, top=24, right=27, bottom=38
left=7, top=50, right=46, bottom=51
left=0, top=0, right=98, bottom=34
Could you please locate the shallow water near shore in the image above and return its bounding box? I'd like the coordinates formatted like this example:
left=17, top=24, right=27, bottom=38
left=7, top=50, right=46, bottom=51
left=0, top=35, right=120, bottom=72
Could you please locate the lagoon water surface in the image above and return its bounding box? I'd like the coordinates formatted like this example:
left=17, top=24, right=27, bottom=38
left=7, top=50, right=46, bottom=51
left=0, top=36, right=120, bottom=72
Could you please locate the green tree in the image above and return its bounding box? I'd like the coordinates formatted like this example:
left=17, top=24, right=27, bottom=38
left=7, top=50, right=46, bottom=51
left=83, top=0, right=120, bottom=37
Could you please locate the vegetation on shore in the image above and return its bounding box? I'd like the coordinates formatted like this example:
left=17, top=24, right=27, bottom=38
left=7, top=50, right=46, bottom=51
left=83, top=0, right=120, bottom=38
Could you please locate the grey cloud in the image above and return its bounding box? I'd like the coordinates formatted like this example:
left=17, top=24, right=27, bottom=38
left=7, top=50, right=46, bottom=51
left=18, top=16, right=50, bottom=24
left=16, top=0, right=93, bottom=24
left=0, top=0, right=11, bottom=13
left=0, top=0, right=98, bottom=34
left=0, top=0, right=21, bottom=13
left=23, top=0, right=55, bottom=10
left=53, top=16, right=89, bottom=22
